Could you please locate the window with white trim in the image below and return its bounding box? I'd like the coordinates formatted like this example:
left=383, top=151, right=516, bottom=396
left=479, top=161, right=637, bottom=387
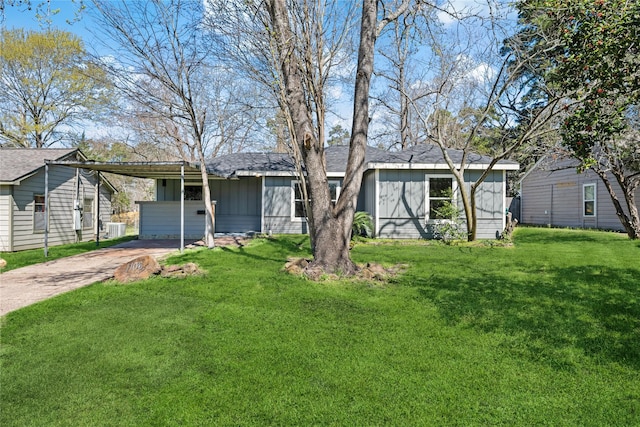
left=583, top=183, right=596, bottom=217
left=292, top=180, right=339, bottom=220
left=426, top=175, right=456, bottom=221
left=33, top=194, right=46, bottom=232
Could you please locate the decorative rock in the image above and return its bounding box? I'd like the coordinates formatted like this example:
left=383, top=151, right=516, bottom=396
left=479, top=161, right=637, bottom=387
left=114, top=255, right=161, bottom=283
left=0, top=258, right=6, bottom=269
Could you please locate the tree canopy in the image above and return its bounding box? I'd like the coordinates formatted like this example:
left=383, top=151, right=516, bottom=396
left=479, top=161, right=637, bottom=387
left=0, top=28, right=109, bottom=147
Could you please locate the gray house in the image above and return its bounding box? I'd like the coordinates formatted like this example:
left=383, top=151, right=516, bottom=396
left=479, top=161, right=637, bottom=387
left=0, top=148, right=115, bottom=251
left=139, top=144, right=518, bottom=240
left=519, top=155, right=639, bottom=231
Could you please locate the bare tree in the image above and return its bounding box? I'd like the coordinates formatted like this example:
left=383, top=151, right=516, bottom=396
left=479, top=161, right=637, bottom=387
left=408, top=4, right=586, bottom=241
left=90, top=0, right=265, bottom=248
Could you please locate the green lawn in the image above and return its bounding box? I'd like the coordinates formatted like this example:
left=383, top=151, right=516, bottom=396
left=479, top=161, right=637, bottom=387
left=1, top=228, right=639, bottom=426
left=0, top=235, right=137, bottom=272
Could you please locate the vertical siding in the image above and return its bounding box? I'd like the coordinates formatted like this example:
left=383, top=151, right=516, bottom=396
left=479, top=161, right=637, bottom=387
left=466, top=170, right=506, bottom=239
left=377, top=169, right=427, bottom=238
left=375, top=169, right=506, bottom=239
left=153, top=177, right=262, bottom=233
left=520, top=161, right=636, bottom=231
left=263, top=176, right=307, bottom=234
left=0, top=185, right=13, bottom=251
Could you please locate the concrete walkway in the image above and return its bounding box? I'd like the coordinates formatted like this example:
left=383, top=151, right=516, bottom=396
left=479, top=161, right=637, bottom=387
left=0, top=239, right=188, bottom=317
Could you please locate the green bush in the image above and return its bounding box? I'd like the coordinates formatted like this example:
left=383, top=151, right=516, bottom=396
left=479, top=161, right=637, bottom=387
left=352, top=211, right=373, bottom=239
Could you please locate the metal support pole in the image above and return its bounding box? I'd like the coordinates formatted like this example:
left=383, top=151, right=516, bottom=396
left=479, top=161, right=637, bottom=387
left=180, top=163, right=184, bottom=254
left=96, top=171, right=101, bottom=247
left=44, top=162, right=49, bottom=257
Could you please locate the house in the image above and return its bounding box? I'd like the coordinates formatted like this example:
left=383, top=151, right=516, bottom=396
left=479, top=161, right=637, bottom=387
left=139, top=144, right=518, bottom=240
left=519, top=154, right=639, bottom=231
left=0, top=148, right=115, bottom=252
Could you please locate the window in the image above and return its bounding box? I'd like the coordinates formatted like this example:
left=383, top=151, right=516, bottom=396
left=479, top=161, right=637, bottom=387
left=83, top=198, right=93, bottom=229
left=292, top=180, right=339, bottom=220
left=184, top=185, right=202, bottom=200
left=426, top=176, right=455, bottom=221
left=583, top=183, right=596, bottom=217
left=33, top=195, right=46, bottom=231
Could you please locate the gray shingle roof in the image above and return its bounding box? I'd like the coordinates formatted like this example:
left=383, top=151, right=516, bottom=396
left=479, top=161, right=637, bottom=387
left=0, top=148, right=78, bottom=183
left=206, top=144, right=518, bottom=177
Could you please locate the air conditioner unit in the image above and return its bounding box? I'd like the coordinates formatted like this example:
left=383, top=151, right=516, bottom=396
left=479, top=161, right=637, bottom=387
left=106, top=222, right=126, bottom=238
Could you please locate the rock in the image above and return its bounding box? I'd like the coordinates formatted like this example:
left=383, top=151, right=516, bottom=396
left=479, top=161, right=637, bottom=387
left=182, top=262, right=199, bottom=274
left=114, top=255, right=161, bottom=283
left=0, top=258, right=6, bottom=269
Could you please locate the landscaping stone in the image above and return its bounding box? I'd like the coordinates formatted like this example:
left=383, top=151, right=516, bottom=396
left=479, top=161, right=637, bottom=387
left=0, top=258, right=6, bottom=269
left=160, top=262, right=202, bottom=278
left=114, top=255, right=161, bottom=283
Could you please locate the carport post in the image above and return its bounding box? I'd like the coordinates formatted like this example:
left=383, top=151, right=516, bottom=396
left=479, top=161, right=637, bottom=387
left=180, top=162, right=184, bottom=254
left=44, top=162, right=49, bottom=257
left=96, top=171, right=100, bottom=247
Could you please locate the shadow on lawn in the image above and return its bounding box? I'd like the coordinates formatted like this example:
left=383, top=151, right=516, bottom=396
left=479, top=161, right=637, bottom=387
left=407, top=265, right=640, bottom=371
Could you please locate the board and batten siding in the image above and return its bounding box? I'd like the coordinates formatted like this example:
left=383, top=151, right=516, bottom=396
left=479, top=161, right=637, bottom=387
left=6, top=166, right=111, bottom=251
left=521, top=162, right=638, bottom=231
left=376, top=169, right=506, bottom=239
left=137, top=201, right=209, bottom=239
left=153, top=177, right=262, bottom=234
left=263, top=176, right=307, bottom=234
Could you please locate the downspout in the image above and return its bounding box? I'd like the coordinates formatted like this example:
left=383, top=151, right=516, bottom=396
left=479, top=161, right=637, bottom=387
left=96, top=172, right=100, bottom=247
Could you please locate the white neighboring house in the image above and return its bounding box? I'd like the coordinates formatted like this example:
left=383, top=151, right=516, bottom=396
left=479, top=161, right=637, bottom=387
left=0, top=148, right=115, bottom=252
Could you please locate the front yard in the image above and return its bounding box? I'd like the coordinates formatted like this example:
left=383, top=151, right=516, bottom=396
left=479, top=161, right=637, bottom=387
left=1, top=228, right=639, bottom=425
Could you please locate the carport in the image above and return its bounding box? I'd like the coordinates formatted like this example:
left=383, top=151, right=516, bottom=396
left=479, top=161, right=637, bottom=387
left=44, top=159, right=205, bottom=255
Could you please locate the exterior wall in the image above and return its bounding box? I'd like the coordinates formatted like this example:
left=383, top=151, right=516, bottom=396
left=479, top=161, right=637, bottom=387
left=153, top=177, right=262, bottom=234
left=137, top=201, right=210, bottom=239
left=377, top=169, right=428, bottom=238
left=7, top=166, right=112, bottom=252
left=376, top=169, right=506, bottom=239
left=362, top=170, right=377, bottom=232
left=521, top=162, right=638, bottom=231
left=263, top=176, right=308, bottom=234
left=0, top=185, right=13, bottom=251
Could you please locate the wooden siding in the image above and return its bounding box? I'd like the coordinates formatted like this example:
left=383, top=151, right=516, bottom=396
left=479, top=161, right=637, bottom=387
left=0, top=185, right=13, bottom=251
left=152, top=177, right=262, bottom=234
left=138, top=201, right=208, bottom=239
left=376, top=169, right=506, bottom=239
left=520, top=163, right=637, bottom=231
left=263, top=176, right=307, bottom=234
left=6, top=166, right=112, bottom=251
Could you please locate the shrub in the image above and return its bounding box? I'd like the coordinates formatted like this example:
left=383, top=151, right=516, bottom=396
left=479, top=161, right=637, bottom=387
left=352, top=211, right=374, bottom=239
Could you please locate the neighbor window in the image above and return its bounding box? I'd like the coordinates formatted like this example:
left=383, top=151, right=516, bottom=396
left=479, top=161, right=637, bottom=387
left=583, top=183, right=596, bottom=216
left=33, top=195, right=46, bottom=231
left=83, top=198, right=93, bottom=229
left=426, top=176, right=455, bottom=221
left=292, top=180, right=339, bottom=220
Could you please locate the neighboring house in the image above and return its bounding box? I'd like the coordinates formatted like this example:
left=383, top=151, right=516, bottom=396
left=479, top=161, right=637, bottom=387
left=519, top=154, right=639, bottom=231
left=0, top=148, right=115, bottom=251
left=139, top=144, right=518, bottom=240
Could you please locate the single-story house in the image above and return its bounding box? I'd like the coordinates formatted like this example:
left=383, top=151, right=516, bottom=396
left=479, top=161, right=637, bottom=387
left=137, top=144, right=518, bottom=240
left=0, top=148, right=115, bottom=252
left=519, top=154, right=639, bottom=231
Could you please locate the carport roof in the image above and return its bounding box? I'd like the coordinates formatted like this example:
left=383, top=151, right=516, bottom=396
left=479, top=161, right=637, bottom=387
left=47, top=160, right=205, bottom=180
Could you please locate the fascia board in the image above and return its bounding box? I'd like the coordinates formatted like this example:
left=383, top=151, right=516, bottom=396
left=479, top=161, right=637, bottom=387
left=367, top=162, right=520, bottom=171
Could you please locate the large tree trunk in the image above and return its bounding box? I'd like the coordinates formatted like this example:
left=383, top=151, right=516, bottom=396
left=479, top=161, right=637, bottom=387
left=267, top=0, right=381, bottom=275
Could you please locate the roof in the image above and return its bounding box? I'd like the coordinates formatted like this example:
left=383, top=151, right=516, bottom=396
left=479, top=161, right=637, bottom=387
left=207, top=144, right=519, bottom=178
left=36, top=143, right=519, bottom=181
left=0, top=148, right=79, bottom=183
left=0, top=148, right=117, bottom=193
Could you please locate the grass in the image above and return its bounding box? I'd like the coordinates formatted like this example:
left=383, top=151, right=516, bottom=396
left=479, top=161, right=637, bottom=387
left=0, top=235, right=137, bottom=272
left=1, top=227, right=639, bottom=426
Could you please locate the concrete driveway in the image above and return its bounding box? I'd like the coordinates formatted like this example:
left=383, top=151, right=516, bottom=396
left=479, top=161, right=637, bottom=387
left=0, top=239, right=188, bottom=317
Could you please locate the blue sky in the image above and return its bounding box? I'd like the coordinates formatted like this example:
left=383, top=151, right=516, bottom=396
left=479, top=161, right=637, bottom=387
left=2, top=0, right=97, bottom=43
